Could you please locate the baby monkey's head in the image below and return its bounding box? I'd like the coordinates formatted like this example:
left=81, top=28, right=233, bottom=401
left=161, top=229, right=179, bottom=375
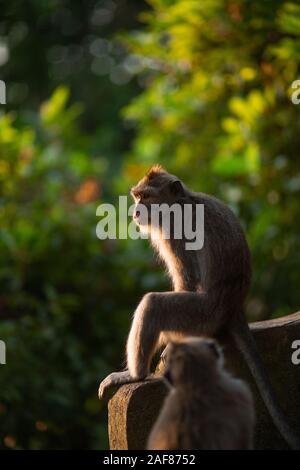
left=163, top=337, right=224, bottom=390
left=130, top=165, right=186, bottom=232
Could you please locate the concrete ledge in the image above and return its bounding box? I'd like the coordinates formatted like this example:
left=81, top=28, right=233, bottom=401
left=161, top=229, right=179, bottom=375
left=107, top=312, right=300, bottom=449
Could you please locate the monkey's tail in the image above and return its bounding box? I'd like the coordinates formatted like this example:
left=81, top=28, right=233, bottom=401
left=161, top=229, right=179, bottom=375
left=231, top=320, right=300, bottom=450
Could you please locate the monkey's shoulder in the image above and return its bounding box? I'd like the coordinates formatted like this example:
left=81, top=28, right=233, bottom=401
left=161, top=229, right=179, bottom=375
left=191, top=191, right=236, bottom=216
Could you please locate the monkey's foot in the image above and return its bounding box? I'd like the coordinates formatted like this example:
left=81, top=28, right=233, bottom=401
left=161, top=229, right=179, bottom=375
left=98, top=370, right=139, bottom=401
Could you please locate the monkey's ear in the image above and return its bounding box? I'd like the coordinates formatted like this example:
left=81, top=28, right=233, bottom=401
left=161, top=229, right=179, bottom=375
left=169, top=180, right=184, bottom=196
left=130, top=187, right=140, bottom=199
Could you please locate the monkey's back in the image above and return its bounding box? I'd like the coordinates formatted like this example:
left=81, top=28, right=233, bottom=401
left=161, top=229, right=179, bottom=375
left=181, top=379, right=254, bottom=450
left=191, top=191, right=252, bottom=312
left=148, top=376, right=254, bottom=450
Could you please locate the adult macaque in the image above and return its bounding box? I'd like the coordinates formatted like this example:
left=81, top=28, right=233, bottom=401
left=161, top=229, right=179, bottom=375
left=99, top=165, right=300, bottom=449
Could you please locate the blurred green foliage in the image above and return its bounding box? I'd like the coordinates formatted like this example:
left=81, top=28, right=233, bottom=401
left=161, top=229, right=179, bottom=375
left=0, top=0, right=300, bottom=450
left=0, top=0, right=155, bottom=450
left=0, top=86, right=147, bottom=449
left=122, top=0, right=300, bottom=320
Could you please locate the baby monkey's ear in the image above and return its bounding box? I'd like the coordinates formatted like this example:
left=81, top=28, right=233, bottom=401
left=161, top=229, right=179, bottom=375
left=169, top=180, right=185, bottom=196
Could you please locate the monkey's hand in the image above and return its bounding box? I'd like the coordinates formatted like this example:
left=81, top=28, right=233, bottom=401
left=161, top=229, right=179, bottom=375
left=98, top=370, right=137, bottom=401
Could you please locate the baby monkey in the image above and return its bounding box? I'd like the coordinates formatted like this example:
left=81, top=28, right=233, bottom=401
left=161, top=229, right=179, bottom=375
left=148, top=337, right=255, bottom=450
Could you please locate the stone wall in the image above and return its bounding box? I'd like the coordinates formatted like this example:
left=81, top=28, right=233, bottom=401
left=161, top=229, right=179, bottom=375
left=107, top=312, right=300, bottom=449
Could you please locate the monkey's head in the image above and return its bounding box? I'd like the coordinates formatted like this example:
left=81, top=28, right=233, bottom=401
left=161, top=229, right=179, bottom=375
left=130, top=165, right=186, bottom=234
left=163, top=337, right=224, bottom=389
